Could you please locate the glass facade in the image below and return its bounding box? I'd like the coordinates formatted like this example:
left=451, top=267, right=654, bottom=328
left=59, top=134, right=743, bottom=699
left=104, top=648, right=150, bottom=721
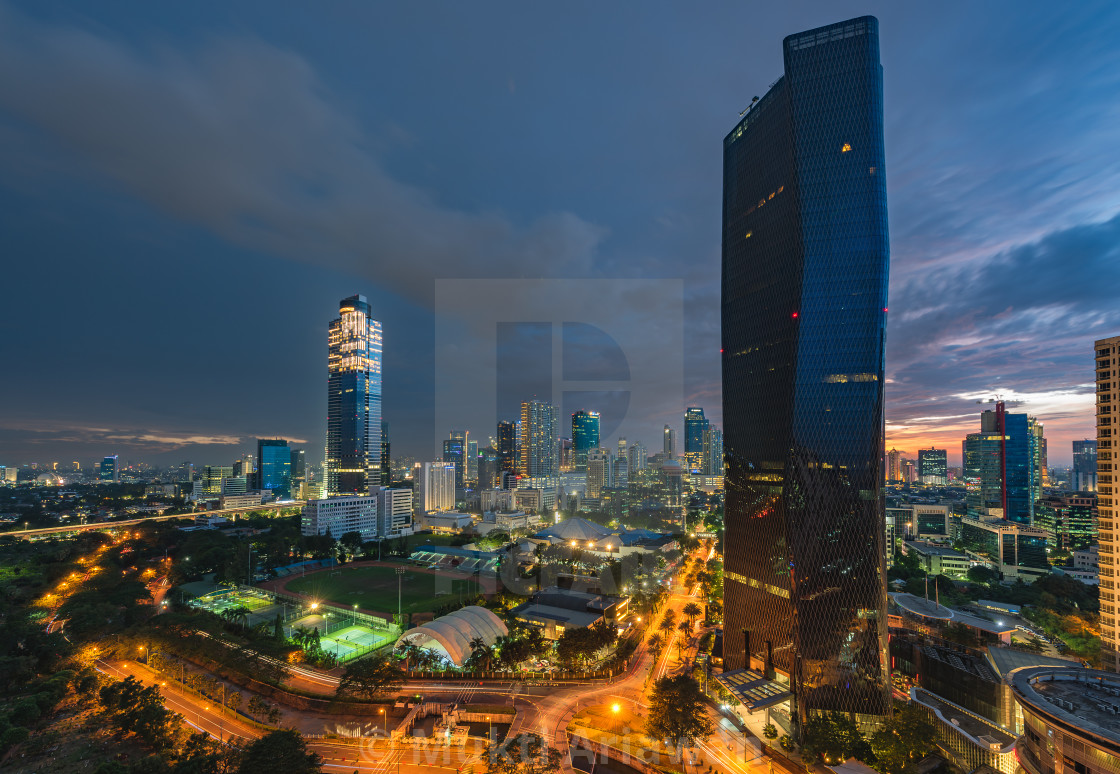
left=496, top=421, right=517, bottom=475
left=964, top=409, right=1039, bottom=524
left=917, top=448, right=948, bottom=485
left=683, top=407, right=708, bottom=473
left=571, top=410, right=600, bottom=470
left=257, top=438, right=291, bottom=498
left=443, top=431, right=466, bottom=489
left=721, top=16, right=890, bottom=725
left=325, top=294, right=382, bottom=496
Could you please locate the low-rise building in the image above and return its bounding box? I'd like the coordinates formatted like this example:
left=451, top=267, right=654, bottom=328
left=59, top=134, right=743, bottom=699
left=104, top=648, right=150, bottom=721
left=902, top=540, right=971, bottom=578
left=218, top=492, right=264, bottom=510
left=1009, top=665, right=1120, bottom=774
left=301, top=487, right=413, bottom=541
left=959, top=516, right=1051, bottom=581
left=512, top=586, right=629, bottom=639
left=418, top=511, right=474, bottom=532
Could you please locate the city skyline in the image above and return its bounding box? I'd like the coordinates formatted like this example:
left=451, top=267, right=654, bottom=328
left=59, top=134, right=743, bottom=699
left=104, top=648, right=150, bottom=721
left=3, top=2, right=1120, bottom=468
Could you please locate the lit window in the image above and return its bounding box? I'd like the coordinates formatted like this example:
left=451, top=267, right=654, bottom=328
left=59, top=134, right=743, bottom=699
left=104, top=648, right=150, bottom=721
left=745, top=231, right=753, bottom=239
left=869, top=166, right=877, bottom=175
left=841, top=143, right=852, bottom=152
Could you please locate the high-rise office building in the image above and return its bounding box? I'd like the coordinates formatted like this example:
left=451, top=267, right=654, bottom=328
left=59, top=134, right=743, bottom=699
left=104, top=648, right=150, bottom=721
left=415, top=462, right=455, bottom=513
left=662, top=425, right=676, bottom=459
left=520, top=400, right=558, bottom=478
left=721, top=16, right=891, bottom=724
left=702, top=426, right=724, bottom=476
left=1029, top=416, right=1045, bottom=503
left=466, top=439, right=479, bottom=482
left=325, top=294, right=382, bottom=496
left=963, top=406, right=1039, bottom=525
left=1094, top=335, right=1119, bottom=672
left=571, top=410, right=600, bottom=470
left=1073, top=439, right=1098, bottom=492
left=100, top=455, right=119, bottom=483
left=256, top=439, right=291, bottom=499
left=198, top=465, right=233, bottom=496
left=559, top=438, right=574, bottom=472
left=496, top=421, right=517, bottom=475
left=443, top=431, right=466, bottom=489
left=290, top=449, right=307, bottom=495
left=587, top=448, right=613, bottom=498
left=477, top=447, right=500, bottom=490
left=886, top=448, right=902, bottom=483
left=380, top=421, right=391, bottom=486
left=627, top=441, right=647, bottom=473
left=683, top=407, right=709, bottom=473
left=917, top=448, right=948, bottom=486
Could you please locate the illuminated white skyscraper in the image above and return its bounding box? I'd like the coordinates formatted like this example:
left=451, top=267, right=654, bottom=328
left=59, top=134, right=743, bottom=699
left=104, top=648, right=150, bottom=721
left=325, top=295, right=382, bottom=496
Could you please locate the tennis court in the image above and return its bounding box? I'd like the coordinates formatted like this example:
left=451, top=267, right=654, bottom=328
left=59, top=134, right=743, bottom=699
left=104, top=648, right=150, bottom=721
left=319, top=624, right=394, bottom=662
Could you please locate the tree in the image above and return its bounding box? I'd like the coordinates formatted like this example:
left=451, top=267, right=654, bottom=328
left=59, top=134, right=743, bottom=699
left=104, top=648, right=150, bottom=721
left=336, top=654, right=403, bottom=700
left=238, top=729, right=322, bottom=774
left=682, top=602, right=703, bottom=626
left=799, top=712, right=867, bottom=766
left=967, top=565, right=998, bottom=585
left=868, top=705, right=938, bottom=774
left=339, top=531, right=363, bottom=558
left=486, top=732, right=561, bottom=774
left=762, top=724, right=778, bottom=740
left=98, top=676, right=178, bottom=748
left=645, top=674, right=713, bottom=746
left=247, top=695, right=271, bottom=719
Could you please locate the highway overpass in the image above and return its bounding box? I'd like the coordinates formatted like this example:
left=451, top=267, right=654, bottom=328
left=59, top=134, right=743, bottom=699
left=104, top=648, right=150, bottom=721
left=2, top=501, right=305, bottom=540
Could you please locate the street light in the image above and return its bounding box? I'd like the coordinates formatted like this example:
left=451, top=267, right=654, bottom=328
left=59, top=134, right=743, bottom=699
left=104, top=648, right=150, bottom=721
left=379, top=707, right=386, bottom=736
left=487, top=715, right=492, bottom=742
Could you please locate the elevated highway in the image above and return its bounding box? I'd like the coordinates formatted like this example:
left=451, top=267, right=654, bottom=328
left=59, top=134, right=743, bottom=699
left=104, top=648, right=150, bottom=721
left=4, top=500, right=304, bottom=540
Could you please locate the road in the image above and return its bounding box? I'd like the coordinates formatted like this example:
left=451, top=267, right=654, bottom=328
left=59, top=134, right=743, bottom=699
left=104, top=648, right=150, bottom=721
left=6, top=501, right=303, bottom=539
left=102, top=546, right=767, bottom=773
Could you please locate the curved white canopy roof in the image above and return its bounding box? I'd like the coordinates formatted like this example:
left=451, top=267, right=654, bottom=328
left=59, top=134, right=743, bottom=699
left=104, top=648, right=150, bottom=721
left=395, top=605, right=508, bottom=666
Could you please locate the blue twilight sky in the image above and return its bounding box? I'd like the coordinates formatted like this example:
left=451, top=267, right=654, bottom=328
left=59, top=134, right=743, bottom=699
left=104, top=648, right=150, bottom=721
left=2, top=1, right=1120, bottom=470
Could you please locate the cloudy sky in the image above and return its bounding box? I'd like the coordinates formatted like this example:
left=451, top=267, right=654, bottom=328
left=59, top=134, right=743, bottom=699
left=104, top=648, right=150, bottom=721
left=2, top=1, right=1119, bottom=470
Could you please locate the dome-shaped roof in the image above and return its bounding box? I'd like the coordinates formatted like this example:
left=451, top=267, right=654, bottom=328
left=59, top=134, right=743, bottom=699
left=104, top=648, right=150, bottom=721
left=535, top=517, right=614, bottom=542
left=395, top=605, right=508, bottom=667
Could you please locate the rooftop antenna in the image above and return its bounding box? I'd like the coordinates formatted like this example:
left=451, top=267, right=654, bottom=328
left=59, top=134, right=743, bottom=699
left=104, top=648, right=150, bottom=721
left=738, top=96, right=760, bottom=117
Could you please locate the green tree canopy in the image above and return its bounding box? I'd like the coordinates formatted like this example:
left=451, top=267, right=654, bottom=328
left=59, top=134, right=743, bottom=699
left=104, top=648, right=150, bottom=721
left=645, top=674, right=713, bottom=746
left=336, top=654, right=403, bottom=700
left=238, top=729, right=322, bottom=774
left=868, top=705, right=938, bottom=774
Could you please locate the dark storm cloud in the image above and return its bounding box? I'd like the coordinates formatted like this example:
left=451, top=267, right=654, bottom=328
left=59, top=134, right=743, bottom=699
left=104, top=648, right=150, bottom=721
left=0, top=5, right=607, bottom=306
left=2, top=1, right=1120, bottom=465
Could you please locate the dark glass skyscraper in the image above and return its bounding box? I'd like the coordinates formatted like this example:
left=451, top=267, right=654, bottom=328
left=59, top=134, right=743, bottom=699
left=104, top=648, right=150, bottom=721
left=325, top=294, right=382, bottom=496
left=496, top=421, right=517, bottom=475
left=257, top=438, right=291, bottom=498
left=683, top=407, right=708, bottom=473
left=571, top=410, right=600, bottom=470
left=721, top=17, right=890, bottom=726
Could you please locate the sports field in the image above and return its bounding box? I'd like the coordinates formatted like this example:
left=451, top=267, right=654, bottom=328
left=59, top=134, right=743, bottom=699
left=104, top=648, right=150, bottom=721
left=283, top=563, right=484, bottom=616
left=320, top=625, right=394, bottom=662
left=192, top=589, right=284, bottom=626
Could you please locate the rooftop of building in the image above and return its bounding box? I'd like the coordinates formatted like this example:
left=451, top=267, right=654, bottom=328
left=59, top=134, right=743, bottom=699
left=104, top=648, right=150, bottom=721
left=890, top=593, right=1018, bottom=635
left=1008, top=666, right=1120, bottom=749
left=904, top=541, right=968, bottom=558
left=512, top=603, right=601, bottom=629
left=911, top=688, right=1016, bottom=751
left=890, top=593, right=953, bottom=621
left=985, top=647, right=1080, bottom=679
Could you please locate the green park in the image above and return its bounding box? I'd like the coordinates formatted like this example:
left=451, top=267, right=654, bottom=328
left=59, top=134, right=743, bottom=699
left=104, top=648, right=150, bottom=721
left=282, top=563, right=486, bottom=617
